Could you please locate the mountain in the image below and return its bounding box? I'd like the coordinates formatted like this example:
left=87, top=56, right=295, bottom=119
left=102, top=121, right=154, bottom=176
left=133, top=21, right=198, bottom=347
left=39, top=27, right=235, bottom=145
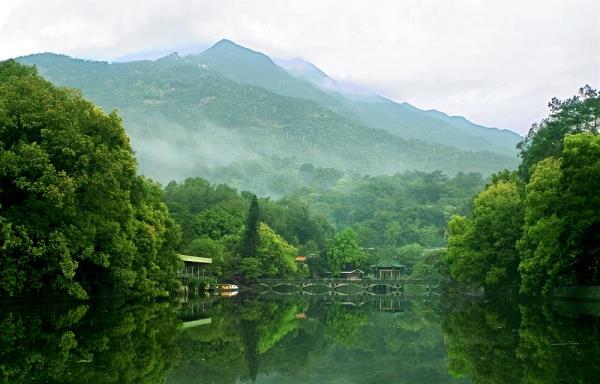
left=16, top=46, right=519, bottom=185
left=273, top=57, right=378, bottom=99
left=185, top=39, right=345, bottom=111
left=188, top=40, right=521, bottom=157
left=273, top=57, right=522, bottom=156
left=184, top=41, right=521, bottom=155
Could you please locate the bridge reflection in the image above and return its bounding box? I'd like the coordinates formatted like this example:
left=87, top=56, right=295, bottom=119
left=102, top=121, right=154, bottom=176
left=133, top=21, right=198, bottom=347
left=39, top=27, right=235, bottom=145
left=257, top=291, right=432, bottom=313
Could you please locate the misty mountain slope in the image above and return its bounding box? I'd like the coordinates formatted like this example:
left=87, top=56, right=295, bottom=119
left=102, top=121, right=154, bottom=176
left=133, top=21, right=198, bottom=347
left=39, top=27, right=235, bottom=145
left=339, top=97, right=521, bottom=156
left=275, top=57, right=522, bottom=156
left=188, top=40, right=521, bottom=156
left=17, top=53, right=519, bottom=184
left=186, top=39, right=349, bottom=113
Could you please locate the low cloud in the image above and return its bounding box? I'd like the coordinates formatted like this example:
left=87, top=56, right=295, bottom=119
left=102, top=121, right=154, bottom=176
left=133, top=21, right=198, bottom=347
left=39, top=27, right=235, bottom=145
left=1, top=0, right=598, bottom=134
left=124, top=115, right=259, bottom=184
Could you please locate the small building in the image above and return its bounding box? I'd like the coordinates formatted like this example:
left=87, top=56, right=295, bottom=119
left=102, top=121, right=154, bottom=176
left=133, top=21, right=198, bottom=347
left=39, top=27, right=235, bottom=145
left=340, top=269, right=365, bottom=281
left=371, top=260, right=406, bottom=280
left=295, top=256, right=307, bottom=263
left=179, top=254, right=212, bottom=279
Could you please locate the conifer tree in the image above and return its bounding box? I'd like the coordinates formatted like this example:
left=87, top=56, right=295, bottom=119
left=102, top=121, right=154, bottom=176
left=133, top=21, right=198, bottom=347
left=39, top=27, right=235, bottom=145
left=240, top=196, right=260, bottom=258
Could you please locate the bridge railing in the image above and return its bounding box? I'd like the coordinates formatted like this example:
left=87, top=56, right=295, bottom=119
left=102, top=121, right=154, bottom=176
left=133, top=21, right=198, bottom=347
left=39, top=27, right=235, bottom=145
left=258, top=278, right=439, bottom=285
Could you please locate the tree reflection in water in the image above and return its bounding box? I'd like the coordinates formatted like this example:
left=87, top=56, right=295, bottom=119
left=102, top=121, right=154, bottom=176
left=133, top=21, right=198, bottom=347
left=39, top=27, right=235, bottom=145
left=441, top=298, right=600, bottom=384
left=1, top=295, right=599, bottom=383
left=0, top=300, right=180, bottom=384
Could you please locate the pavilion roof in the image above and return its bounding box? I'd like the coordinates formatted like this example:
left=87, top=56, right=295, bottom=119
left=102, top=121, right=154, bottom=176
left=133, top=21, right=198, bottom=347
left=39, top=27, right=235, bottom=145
left=370, top=260, right=406, bottom=269
left=340, top=269, right=365, bottom=274
left=178, top=254, right=213, bottom=264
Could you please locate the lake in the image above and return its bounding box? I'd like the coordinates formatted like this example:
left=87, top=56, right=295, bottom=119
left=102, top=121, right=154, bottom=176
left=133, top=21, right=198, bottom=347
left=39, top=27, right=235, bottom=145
left=1, top=293, right=599, bottom=383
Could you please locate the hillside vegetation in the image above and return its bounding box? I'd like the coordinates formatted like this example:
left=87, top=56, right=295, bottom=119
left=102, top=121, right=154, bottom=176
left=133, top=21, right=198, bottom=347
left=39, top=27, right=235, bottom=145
left=18, top=44, right=519, bottom=185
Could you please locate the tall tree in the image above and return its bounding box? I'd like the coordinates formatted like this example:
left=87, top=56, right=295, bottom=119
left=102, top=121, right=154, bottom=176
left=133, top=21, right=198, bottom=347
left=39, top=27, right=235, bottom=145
left=240, top=195, right=260, bottom=258
left=517, top=157, right=563, bottom=295
left=445, top=179, right=523, bottom=291
left=517, top=85, right=599, bottom=180
left=325, top=228, right=366, bottom=275
left=557, top=133, right=600, bottom=286
left=0, top=60, right=180, bottom=299
left=256, top=223, right=298, bottom=278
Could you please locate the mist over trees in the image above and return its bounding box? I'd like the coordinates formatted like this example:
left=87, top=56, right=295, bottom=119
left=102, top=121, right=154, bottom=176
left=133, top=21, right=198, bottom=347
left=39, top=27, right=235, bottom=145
left=16, top=49, right=520, bottom=185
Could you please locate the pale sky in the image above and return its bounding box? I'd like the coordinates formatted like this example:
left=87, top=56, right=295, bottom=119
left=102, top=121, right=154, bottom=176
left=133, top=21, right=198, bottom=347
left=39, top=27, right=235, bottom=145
left=1, top=0, right=599, bottom=134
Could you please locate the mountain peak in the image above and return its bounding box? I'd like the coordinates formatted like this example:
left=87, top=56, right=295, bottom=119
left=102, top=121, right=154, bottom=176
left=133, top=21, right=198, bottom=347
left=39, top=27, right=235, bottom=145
left=213, top=38, right=239, bottom=48
left=196, top=38, right=277, bottom=67
left=207, top=38, right=260, bottom=56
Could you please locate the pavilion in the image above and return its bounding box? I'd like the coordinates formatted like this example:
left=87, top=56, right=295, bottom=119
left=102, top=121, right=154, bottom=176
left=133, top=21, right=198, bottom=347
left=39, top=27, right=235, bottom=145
left=370, top=260, right=406, bottom=280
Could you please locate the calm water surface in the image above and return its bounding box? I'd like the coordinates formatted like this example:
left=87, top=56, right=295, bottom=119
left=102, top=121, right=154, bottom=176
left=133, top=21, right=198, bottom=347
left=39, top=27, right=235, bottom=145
left=1, top=294, right=599, bottom=383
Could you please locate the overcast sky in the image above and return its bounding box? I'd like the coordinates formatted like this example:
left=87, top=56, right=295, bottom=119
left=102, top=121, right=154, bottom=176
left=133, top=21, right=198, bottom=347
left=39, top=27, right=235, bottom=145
left=1, top=0, right=599, bottom=134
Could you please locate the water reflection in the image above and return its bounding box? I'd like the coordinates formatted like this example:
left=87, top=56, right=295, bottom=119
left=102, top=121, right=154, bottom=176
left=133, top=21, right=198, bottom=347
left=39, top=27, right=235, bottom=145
left=442, top=298, right=600, bottom=384
left=1, top=295, right=599, bottom=383
left=172, top=296, right=466, bottom=383
left=0, top=300, right=180, bottom=383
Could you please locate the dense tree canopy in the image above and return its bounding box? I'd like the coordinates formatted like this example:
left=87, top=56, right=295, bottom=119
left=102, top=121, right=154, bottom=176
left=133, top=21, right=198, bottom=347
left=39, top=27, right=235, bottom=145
left=255, top=223, right=299, bottom=278
left=517, top=85, right=599, bottom=180
left=0, top=60, right=180, bottom=299
left=445, top=87, right=600, bottom=295
left=445, top=179, right=523, bottom=291
left=519, top=133, right=600, bottom=294
left=164, top=177, right=329, bottom=279
left=325, top=228, right=366, bottom=275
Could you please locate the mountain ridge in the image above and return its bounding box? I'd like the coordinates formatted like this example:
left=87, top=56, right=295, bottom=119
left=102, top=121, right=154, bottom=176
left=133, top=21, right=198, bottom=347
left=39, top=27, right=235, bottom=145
left=16, top=49, right=520, bottom=186
left=184, top=40, right=521, bottom=155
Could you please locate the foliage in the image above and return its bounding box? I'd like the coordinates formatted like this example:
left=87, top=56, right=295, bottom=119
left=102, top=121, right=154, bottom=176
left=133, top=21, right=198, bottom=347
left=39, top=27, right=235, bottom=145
left=559, top=133, right=600, bottom=286
left=325, top=228, right=366, bottom=275
left=289, top=169, right=484, bottom=253
left=240, top=257, right=263, bottom=281
left=0, top=60, right=180, bottom=299
left=517, top=85, right=599, bottom=180
left=240, top=195, right=260, bottom=258
left=255, top=223, right=298, bottom=278
left=395, top=243, right=425, bottom=268
left=518, top=133, right=600, bottom=294
left=446, top=87, right=600, bottom=296
left=0, top=301, right=180, bottom=384
left=164, top=178, right=243, bottom=245
left=445, top=179, right=523, bottom=291
left=517, top=157, right=563, bottom=295
left=184, top=236, right=225, bottom=275
left=17, top=52, right=519, bottom=185
left=410, top=249, right=449, bottom=281
left=164, top=177, right=331, bottom=278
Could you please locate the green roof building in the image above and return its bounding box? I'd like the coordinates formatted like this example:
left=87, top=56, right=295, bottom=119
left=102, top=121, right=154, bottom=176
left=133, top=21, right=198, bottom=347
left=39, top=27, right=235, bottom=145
left=371, top=260, right=406, bottom=280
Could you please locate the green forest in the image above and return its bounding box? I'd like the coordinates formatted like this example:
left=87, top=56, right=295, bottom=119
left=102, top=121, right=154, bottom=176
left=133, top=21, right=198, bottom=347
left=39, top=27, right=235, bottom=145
left=445, top=86, right=600, bottom=295
left=0, top=60, right=180, bottom=299
left=0, top=57, right=598, bottom=300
